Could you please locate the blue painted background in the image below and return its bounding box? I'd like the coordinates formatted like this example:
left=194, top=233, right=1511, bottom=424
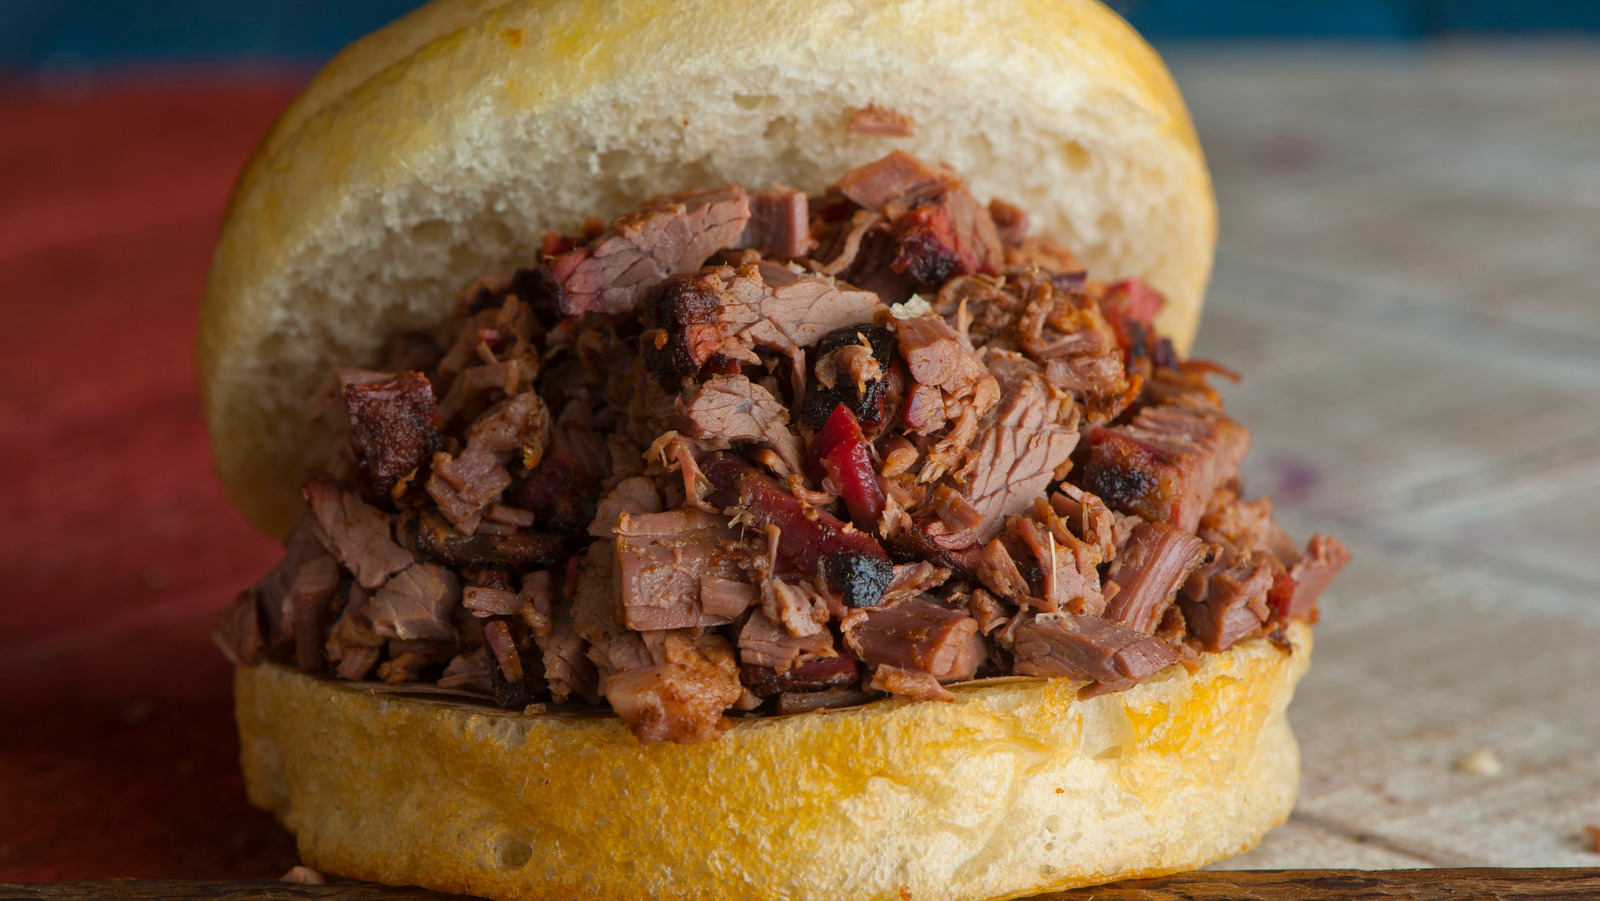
left=3, top=0, right=1598, bottom=72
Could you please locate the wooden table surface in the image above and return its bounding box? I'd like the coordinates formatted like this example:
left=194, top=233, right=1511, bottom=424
left=2, top=41, right=1598, bottom=887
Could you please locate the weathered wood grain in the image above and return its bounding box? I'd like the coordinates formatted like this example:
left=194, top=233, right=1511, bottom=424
left=6, top=871, right=1600, bottom=901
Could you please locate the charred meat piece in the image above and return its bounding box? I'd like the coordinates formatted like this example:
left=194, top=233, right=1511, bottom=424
left=343, top=371, right=441, bottom=501
left=821, top=552, right=895, bottom=609
left=703, top=453, right=888, bottom=576
left=799, top=323, right=897, bottom=431
left=399, top=508, right=565, bottom=569
left=1081, top=404, right=1250, bottom=533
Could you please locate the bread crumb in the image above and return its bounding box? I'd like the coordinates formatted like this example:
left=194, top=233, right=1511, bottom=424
left=1452, top=748, right=1502, bottom=776
left=1584, top=825, right=1600, bottom=854
left=281, top=866, right=329, bottom=884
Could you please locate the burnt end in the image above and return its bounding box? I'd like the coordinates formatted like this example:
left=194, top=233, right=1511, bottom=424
left=510, top=266, right=566, bottom=325
left=799, top=323, right=898, bottom=430
left=1151, top=336, right=1180, bottom=371
left=399, top=509, right=567, bottom=569
left=344, top=372, right=442, bottom=502
left=890, top=203, right=966, bottom=289
left=511, top=455, right=600, bottom=535
left=743, top=655, right=861, bottom=697
left=823, top=552, right=895, bottom=608
left=641, top=276, right=724, bottom=387
left=800, top=379, right=888, bottom=431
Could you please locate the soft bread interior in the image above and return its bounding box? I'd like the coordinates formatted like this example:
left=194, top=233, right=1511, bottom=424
left=237, top=622, right=1306, bottom=901
left=199, top=0, right=1216, bottom=537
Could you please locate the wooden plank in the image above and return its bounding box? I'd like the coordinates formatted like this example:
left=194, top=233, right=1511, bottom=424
left=5, top=871, right=1600, bottom=900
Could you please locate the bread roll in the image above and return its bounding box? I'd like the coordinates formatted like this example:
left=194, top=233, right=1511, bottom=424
left=237, top=622, right=1307, bottom=901
left=198, top=0, right=1216, bottom=537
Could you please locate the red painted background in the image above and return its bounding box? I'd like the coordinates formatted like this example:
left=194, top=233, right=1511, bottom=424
left=0, top=78, right=308, bottom=880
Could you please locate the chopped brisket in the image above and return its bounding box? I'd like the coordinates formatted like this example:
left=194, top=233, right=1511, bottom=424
left=1081, top=404, right=1250, bottom=532
left=836, top=150, right=960, bottom=210
left=427, top=391, right=550, bottom=534
left=1180, top=551, right=1276, bottom=652
left=738, top=609, right=836, bottom=671
left=672, top=374, right=804, bottom=474
left=702, top=453, right=888, bottom=577
left=1104, top=522, right=1210, bottom=635
left=741, top=188, right=812, bottom=259
left=805, top=404, right=886, bottom=530
left=284, top=554, right=339, bottom=675
left=600, top=631, right=742, bottom=744
left=303, top=478, right=414, bottom=590
left=614, top=508, right=750, bottom=631
left=1288, top=534, right=1352, bottom=621
left=842, top=596, right=985, bottom=684
left=343, top=371, right=441, bottom=501
left=231, top=150, right=1343, bottom=742
left=367, top=562, right=460, bottom=643
left=642, top=262, right=879, bottom=386
left=942, top=375, right=1079, bottom=542
left=1007, top=612, right=1180, bottom=684
left=549, top=188, right=753, bottom=316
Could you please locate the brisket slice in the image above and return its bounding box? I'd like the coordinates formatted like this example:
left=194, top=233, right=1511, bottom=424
left=1104, top=521, right=1211, bottom=635
left=1081, top=403, right=1250, bottom=533
left=343, top=370, right=441, bottom=501
left=614, top=508, right=751, bottom=631
left=1007, top=611, right=1180, bottom=684
left=548, top=188, right=753, bottom=316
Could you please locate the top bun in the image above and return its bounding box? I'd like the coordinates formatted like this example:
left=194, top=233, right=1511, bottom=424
left=199, top=0, right=1216, bottom=537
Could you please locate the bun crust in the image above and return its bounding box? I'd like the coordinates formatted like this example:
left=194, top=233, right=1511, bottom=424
left=199, top=0, right=1216, bottom=537
left=236, top=623, right=1305, bottom=901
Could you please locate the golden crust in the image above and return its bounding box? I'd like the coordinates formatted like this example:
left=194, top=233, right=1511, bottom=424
left=199, top=0, right=1216, bottom=537
left=236, top=623, right=1306, bottom=901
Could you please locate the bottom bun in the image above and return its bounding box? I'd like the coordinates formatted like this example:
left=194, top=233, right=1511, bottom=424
left=236, top=621, right=1310, bottom=901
